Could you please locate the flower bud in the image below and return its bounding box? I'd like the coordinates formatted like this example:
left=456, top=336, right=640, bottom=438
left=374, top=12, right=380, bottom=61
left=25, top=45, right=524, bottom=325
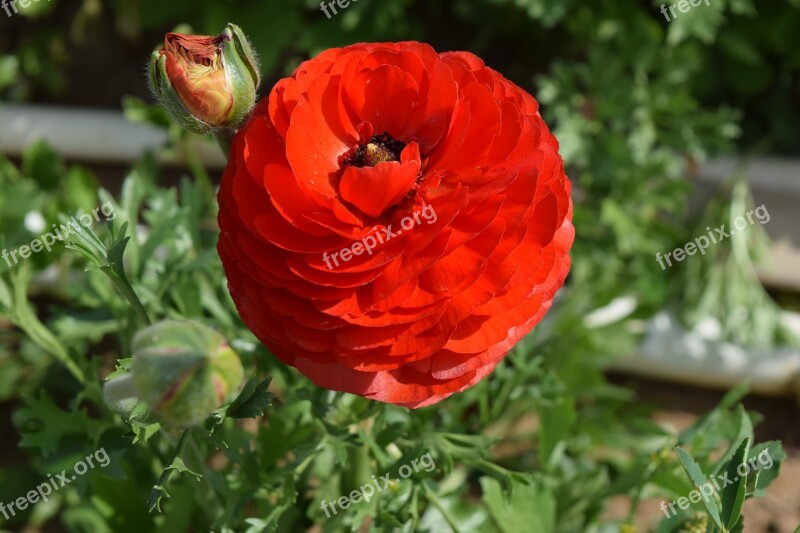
left=149, top=24, right=260, bottom=134
left=106, top=320, right=244, bottom=427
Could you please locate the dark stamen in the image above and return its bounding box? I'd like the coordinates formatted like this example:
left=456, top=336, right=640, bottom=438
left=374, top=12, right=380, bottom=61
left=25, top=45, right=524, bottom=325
left=342, top=133, right=406, bottom=169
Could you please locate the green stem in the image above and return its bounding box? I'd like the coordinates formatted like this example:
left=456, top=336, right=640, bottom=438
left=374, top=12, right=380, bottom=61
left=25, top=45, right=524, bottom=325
left=212, top=127, right=236, bottom=158
left=422, top=482, right=462, bottom=533
left=478, top=380, right=490, bottom=426
left=185, top=141, right=215, bottom=205
left=149, top=429, right=189, bottom=512
left=626, top=462, right=658, bottom=524
left=342, top=441, right=372, bottom=495
left=184, top=431, right=224, bottom=521
left=108, top=269, right=152, bottom=326
left=9, top=265, right=85, bottom=383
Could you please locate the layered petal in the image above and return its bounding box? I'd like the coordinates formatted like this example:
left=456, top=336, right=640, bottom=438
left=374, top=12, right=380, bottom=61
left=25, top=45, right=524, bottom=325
left=218, top=42, right=574, bottom=408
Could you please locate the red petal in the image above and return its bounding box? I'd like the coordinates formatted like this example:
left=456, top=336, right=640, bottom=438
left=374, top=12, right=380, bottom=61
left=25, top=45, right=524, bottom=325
left=339, top=142, right=421, bottom=217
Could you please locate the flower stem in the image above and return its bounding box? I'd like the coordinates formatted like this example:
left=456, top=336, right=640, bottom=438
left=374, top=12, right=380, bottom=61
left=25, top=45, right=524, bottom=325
left=7, top=265, right=85, bottom=383
left=213, top=127, right=236, bottom=158
left=185, top=432, right=224, bottom=519
left=342, top=442, right=372, bottom=495
left=149, top=429, right=189, bottom=513
left=422, top=482, right=463, bottom=533
left=108, top=269, right=152, bottom=326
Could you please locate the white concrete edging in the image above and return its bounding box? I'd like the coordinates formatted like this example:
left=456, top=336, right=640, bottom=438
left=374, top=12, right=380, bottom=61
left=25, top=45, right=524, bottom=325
left=0, top=104, right=226, bottom=168
left=588, top=298, right=800, bottom=401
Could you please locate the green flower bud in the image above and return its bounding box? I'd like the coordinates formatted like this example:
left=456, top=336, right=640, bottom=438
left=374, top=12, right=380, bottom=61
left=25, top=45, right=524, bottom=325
left=149, top=24, right=260, bottom=135
left=105, top=320, right=244, bottom=427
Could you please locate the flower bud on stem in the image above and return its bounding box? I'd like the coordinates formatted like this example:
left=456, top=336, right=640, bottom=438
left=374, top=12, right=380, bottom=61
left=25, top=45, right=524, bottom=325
left=104, top=320, right=244, bottom=427
left=149, top=24, right=260, bottom=155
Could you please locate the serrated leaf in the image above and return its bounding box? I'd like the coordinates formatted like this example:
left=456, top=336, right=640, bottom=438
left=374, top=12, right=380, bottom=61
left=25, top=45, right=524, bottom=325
left=13, top=393, right=106, bottom=456
left=480, top=476, right=555, bottom=533
left=167, top=457, right=202, bottom=480
left=226, top=377, right=274, bottom=419
left=4, top=264, right=84, bottom=382
left=721, top=438, right=750, bottom=530
left=747, top=441, right=785, bottom=493
left=675, top=447, right=724, bottom=531
left=105, top=358, right=134, bottom=380
left=133, top=422, right=162, bottom=444
left=148, top=485, right=169, bottom=513
left=713, top=405, right=754, bottom=476
left=480, top=476, right=556, bottom=533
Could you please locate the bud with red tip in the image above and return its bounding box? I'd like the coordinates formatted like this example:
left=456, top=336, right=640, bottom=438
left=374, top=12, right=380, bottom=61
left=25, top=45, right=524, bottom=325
left=149, top=24, right=260, bottom=135
left=104, top=320, right=244, bottom=427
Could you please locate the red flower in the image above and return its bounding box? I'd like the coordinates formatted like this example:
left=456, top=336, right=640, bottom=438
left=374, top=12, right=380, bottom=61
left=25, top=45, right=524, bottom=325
left=218, top=42, right=574, bottom=408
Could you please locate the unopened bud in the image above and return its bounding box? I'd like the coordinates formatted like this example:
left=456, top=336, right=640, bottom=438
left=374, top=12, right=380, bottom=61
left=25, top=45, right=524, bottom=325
left=149, top=24, right=260, bottom=134
left=105, top=320, right=244, bottom=427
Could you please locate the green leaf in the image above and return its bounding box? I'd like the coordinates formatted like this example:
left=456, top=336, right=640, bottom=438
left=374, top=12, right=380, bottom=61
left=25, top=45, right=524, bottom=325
left=17, top=0, right=58, bottom=17
left=675, top=447, right=724, bottom=531
left=537, top=394, right=576, bottom=466
left=226, top=377, right=274, bottom=419
left=148, top=484, right=170, bottom=514
left=720, top=438, right=750, bottom=530
left=13, top=393, right=106, bottom=456
left=123, top=95, right=172, bottom=128
left=167, top=457, right=202, bottom=480
left=62, top=166, right=101, bottom=214
left=22, top=140, right=63, bottom=191
left=3, top=264, right=84, bottom=382
left=747, top=440, right=785, bottom=494
left=0, top=55, right=19, bottom=89
left=480, top=476, right=555, bottom=533
left=713, top=405, right=754, bottom=476
left=133, top=419, right=162, bottom=445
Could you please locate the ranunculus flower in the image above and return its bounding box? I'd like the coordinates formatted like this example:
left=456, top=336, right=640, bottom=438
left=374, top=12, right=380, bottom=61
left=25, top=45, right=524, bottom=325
left=149, top=24, right=260, bottom=135
left=218, top=42, right=574, bottom=408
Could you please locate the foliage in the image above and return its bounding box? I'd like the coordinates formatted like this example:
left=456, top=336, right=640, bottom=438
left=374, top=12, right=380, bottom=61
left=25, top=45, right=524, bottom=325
left=0, top=0, right=798, bottom=532
left=0, top=126, right=788, bottom=533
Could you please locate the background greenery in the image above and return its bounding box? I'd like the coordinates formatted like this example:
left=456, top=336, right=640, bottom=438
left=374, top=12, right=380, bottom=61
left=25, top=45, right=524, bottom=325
left=1, top=0, right=799, bottom=531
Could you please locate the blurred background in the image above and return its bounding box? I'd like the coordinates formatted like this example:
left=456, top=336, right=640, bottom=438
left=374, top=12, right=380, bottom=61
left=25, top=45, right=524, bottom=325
left=1, top=1, right=799, bottom=531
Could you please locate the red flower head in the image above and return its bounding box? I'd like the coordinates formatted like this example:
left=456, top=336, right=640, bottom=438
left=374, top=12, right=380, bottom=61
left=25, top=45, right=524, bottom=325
left=218, top=42, right=574, bottom=408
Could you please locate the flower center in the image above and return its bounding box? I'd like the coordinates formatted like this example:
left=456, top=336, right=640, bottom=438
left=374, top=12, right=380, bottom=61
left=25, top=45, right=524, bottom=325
left=344, top=133, right=407, bottom=168
left=337, top=132, right=422, bottom=218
